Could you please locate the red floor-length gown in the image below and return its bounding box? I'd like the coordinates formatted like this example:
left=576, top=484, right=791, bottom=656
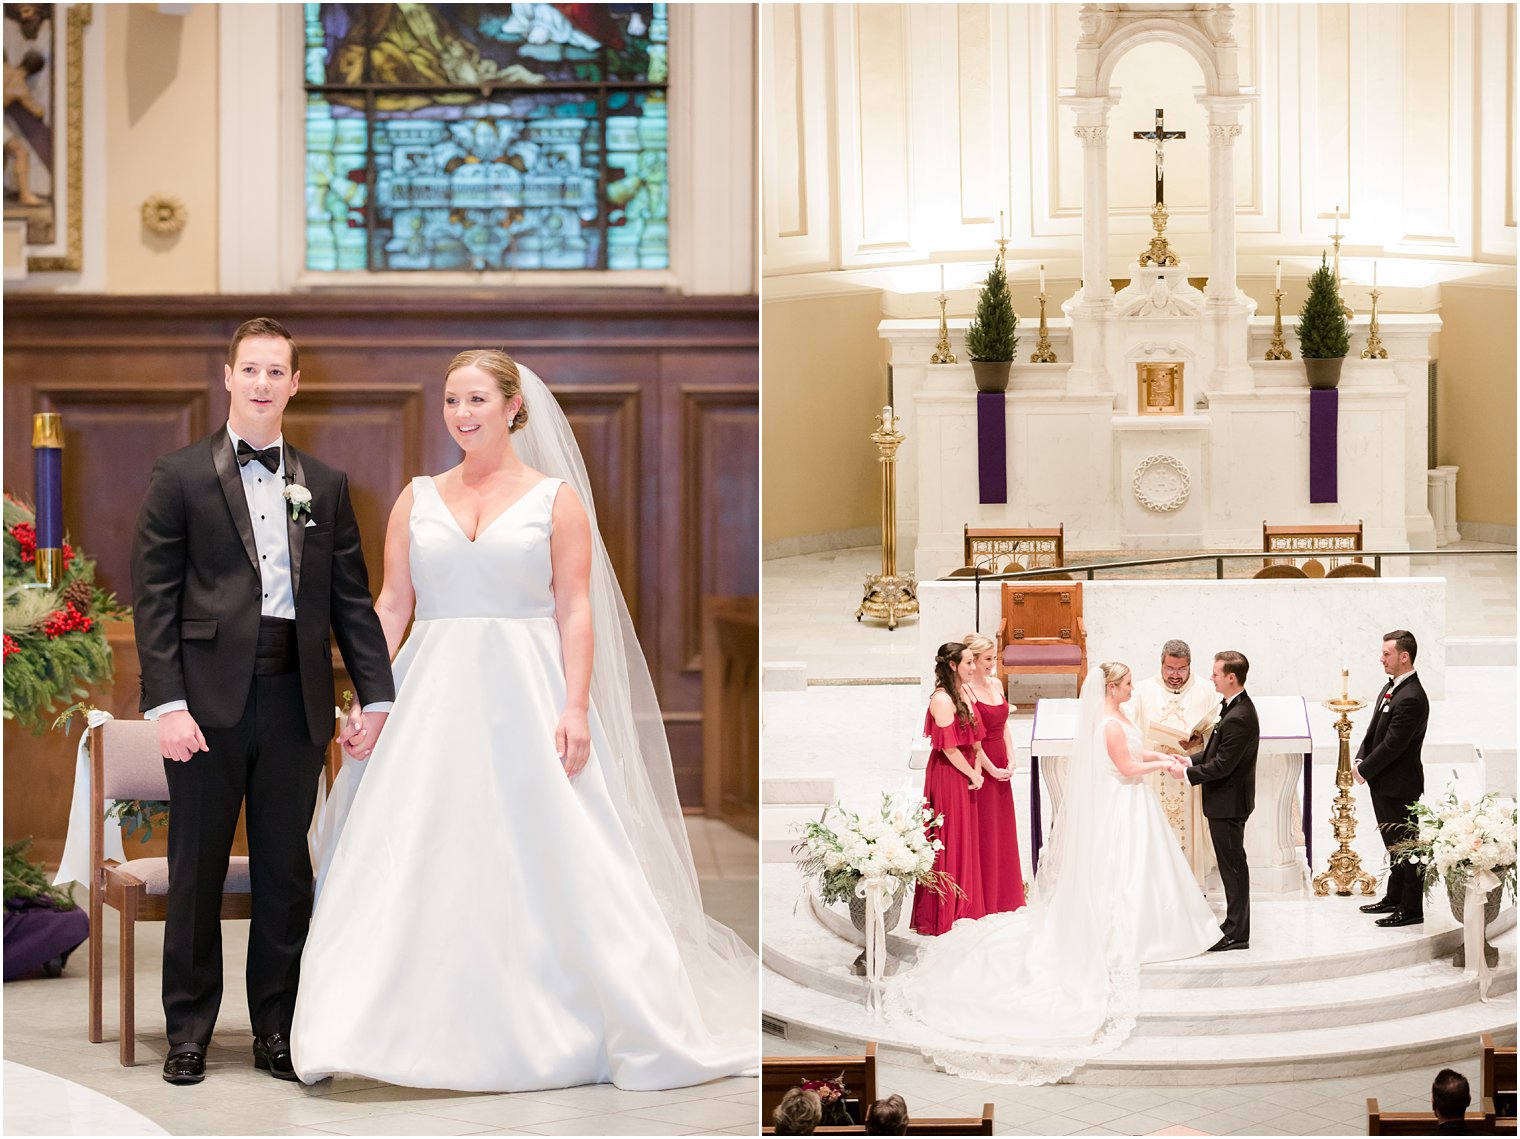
left=910, top=701, right=987, bottom=936
left=973, top=694, right=1026, bottom=915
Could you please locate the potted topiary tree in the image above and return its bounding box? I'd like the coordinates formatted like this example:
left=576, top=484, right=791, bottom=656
left=1296, top=253, right=1350, bottom=390
left=965, top=256, right=1019, bottom=393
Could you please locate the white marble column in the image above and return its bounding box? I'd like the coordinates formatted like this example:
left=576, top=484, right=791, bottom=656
left=1060, top=96, right=1117, bottom=395
left=1438, top=465, right=1461, bottom=544
left=1205, top=122, right=1242, bottom=303
left=1428, top=469, right=1451, bottom=547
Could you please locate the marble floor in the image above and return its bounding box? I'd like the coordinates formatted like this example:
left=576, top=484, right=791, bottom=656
left=2, top=818, right=759, bottom=1137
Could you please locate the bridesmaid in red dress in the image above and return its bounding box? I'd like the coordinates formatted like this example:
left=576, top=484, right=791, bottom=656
left=964, top=631, right=1026, bottom=914
left=910, top=642, right=991, bottom=936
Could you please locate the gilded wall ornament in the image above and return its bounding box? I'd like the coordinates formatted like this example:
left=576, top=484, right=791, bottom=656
left=141, top=194, right=188, bottom=236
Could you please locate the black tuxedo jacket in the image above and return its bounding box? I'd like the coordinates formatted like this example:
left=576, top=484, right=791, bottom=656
left=1355, top=673, right=1428, bottom=803
left=130, top=429, right=395, bottom=747
left=1185, top=689, right=1259, bottom=819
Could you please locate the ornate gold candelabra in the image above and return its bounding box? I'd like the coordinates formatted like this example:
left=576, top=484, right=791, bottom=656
left=856, top=406, right=918, bottom=631
left=1264, top=289, right=1292, bottom=360
left=1360, top=287, right=1388, bottom=359
left=930, top=292, right=957, bottom=365
left=1312, top=675, right=1378, bottom=897
left=1137, top=201, right=1179, bottom=268
left=1327, top=207, right=1355, bottom=321
left=1030, top=291, right=1057, bottom=363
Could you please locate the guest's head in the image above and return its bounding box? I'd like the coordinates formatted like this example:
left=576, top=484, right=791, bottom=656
left=865, top=1093, right=909, bottom=1135
left=1381, top=629, right=1418, bottom=677
left=773, top=1087, right=822, bottom=1134
left=1100, top=660, right=1132, bottom=705
left=443, top=349, right=528, bottom=454
left=1432, top=1069, right=1470, bottom=1121
left=1159, top=639, right=1192, bottom=692
left=961, top=631, right=997, bottom=678
left=224, top=317, right=300, bottom=443
left=1211, top=651, right=1248, bottom=696
left=933, top=642, right=977, bottom=726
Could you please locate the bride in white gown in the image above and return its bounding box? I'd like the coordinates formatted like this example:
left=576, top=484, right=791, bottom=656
left=290, top=350, right=757, bottom=1092
left=888, top=661, right=1219, bottom=1084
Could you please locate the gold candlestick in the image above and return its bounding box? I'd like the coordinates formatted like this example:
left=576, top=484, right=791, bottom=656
left=1327, top=207, right=1355, bottom=321
left=930, top=293, right=957, bottom=365
left=1264, top=289, right=1292, bottom=360
left=1137, top=201, right=1179, bottom=268
left=1030, top=292, right=1057, bottom=363
left=1360, top=287, right=1388, bottom=359
left=1312, top=690, right=1379, bottom=897
left=856, top=407, right=918, bottom=631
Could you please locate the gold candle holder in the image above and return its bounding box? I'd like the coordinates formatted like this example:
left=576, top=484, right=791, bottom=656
left=1360, top=287, right=1388, bottom=359
left=1264, top=289, right=1292, bottom=360
left=1312, top=686, right=1379, bottom=898
left=1329, top=220, right=1354, bottom=321
left=1137, top=201, right=1179, bottom=268
left=1030, top=292, right=1057, bottom=363
left=856, top=406, right=918, bottom=631
left=930, top=293, right=957, bottom=365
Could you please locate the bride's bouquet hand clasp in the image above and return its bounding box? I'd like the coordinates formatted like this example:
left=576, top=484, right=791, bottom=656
left=555, top=708, right=591, bottom=778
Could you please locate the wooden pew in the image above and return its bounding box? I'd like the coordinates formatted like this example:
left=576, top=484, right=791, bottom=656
left=761, top=1043, right=877, bottom=1127
left=763, top=1101, right=993, bottom=1136
left=1485, top=1033, right=1518, bottom=1126
left=1367, top=1096, right=1502, bottom=1135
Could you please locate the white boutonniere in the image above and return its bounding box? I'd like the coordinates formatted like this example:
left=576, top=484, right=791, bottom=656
left=283, top=482, right=313, bottom=522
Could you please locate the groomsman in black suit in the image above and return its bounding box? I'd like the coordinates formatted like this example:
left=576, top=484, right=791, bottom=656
left=1173, top=650, right=1259, bottom=951
left=131, top=318, right=396, bottom=1084
left=1354, top=629, right=1429, bottom=927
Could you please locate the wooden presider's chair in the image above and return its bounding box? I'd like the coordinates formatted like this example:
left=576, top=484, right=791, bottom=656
left=997, top=582, right=1086, bottom=695
left=89, top=719, right=252, bottom=1066
left=1263, top=520, right=1365, bottom=577
left=963, top=524, right=1064, bottom=573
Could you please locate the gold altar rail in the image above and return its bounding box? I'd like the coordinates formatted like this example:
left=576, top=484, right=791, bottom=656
left=938, top=547, right=1517, bottom=583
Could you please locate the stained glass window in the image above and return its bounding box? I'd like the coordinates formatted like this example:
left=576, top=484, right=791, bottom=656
left=303, top=4, right=669, bottom=272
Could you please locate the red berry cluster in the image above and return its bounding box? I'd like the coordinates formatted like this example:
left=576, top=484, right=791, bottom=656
left=8, top=522, right=75, bottom=571
left=2, top=634, right=17, bottom=658
left=42, top=602, right=92, bottom=639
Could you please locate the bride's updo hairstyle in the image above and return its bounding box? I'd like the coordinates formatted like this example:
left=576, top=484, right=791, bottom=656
left=962, top=631, right=996, bottom=657
left=1099, top=660, right=1131, bottom=692
left=933, top=641, right=975, bottom=727
left=446, top=348, right=529, bottom=433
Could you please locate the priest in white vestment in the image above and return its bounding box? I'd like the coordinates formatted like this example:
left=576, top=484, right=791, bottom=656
left=1130, top=639, right=1220, bottom=887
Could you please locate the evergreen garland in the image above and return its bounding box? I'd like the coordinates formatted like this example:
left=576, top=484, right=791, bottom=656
left=2, top=495, right=128, bottom=732
left=1296, top=253, right=1351, bottom=359
left=964, top=256, right=1019, bottom=362
left=4, top=839, right=77, bottom=907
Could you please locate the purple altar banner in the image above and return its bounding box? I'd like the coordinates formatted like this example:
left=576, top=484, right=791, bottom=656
left=1309, top=388, right=1338, bottom=503
left=977, top=391, right=1007, bottom=504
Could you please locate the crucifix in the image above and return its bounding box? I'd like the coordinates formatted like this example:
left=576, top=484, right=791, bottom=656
left=1134, top=107, right=1185, bottom=267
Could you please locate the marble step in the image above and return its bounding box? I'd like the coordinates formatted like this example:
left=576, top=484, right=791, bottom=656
left=762, top=967, right=1519, bottom=1086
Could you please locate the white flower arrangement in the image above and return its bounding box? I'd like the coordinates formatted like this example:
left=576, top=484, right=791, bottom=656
left=793, top=792, right=961, bottom=907
left=1393, top=787, right=1517, bottom=900
left=283, top=482, right=313, bottom=522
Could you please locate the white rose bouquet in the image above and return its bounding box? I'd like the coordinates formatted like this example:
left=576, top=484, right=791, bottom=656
left=793, top=792, right=961, bottom=907
left=1392, top=787, right=1517, bottom=900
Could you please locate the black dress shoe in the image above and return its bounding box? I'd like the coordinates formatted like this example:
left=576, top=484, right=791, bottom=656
left=1360, top=898, right=1398, bottom=914
left=252, top=1032, right=298, bottom=1081
left=1208, top=936, right=1249, bottom=952
left=1375, top=911, right=1424, bottom=927
left=163, top=1044, right=206, bottom=1085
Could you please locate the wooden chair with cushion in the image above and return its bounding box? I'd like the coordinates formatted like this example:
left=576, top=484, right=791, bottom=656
left=1367, top=1096, right=1499, bottom=1134
left=998, top=582, right=1085, bottom=696
left=761, top=1043, right=877, bottom=1127
left=89, top=719, right=252, bottom=1066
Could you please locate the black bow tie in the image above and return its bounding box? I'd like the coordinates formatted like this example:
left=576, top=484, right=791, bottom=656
left=236, top=440, right=281, bottom=474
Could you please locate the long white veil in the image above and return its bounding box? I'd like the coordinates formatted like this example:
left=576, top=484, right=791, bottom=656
left=511, top=364, right=759, bottom=1040
left=1030, top=665, right=1112, bottom=905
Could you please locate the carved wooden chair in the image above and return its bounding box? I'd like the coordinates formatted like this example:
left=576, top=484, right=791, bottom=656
left=761, top=1042, right=877, bottom=1127
left=89, top=719, right=252, bottom=1066
left=997, top=582, right=1086, bottom=695
left=964, top=524, right=1063, bottom=573
left=1326, top=561, right=1378, bottom=578
left=1253, top=563, right=1308, bottom=579
left=1263, top=520, right=1364, bottom=577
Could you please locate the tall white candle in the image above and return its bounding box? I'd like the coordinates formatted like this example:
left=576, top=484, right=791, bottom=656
left=1275, top=259, right=1282, bottom=291
left=939, top=264, right=945, bottom=294
left=999, top=210, right=1005, bottom=241
left=1039, top=264, right=1046, bottom=294
left=1373, top=261, right=1378, bottom=289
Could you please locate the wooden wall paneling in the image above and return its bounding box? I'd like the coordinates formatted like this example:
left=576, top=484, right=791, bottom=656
left=702, top=597, right=760, bottom=838
left=555, top=385, right=643, bottom=619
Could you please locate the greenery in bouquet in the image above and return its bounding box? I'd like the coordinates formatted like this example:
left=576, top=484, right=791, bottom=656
left=800, top=1075, right=853, bottom=1127
left=793, top=792, right=961, bottom=906
left=1392, top=788, right=1518, bottom=900
left=964, top=256, right=1019, bottom=363
left=3, top=494, right=129, bottom=732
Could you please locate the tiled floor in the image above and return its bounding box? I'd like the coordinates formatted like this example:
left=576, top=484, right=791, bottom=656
left=2, top=818, right=759, bottom=1137
left=763, top=1032, right=1492, bottom=1137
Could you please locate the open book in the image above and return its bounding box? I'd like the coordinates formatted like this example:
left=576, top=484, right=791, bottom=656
left=1145, top=708, right=1216, bottom=753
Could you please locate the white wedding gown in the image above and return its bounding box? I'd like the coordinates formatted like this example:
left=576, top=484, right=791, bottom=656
left=291, top=476, right=756, bottom=1092
left=888, top=712, right=1219, bottom=1084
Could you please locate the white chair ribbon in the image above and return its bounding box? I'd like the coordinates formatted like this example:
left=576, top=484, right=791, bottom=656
left=855, top=874, right=899, bottom=1016
left=53, top=709, right=125, bottom=888
left=1462, top=867, right=1500, bottom=1002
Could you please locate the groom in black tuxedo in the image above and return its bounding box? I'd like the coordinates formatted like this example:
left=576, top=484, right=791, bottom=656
left=1354, top=629, right=1429, bottom=927
left=131, top=318, right=395, bottom=1085
left=1175, top=650, right=1259, bottom=951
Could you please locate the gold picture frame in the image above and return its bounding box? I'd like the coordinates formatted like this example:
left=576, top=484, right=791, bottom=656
left=1136, top=361, right=1184, bottom=416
